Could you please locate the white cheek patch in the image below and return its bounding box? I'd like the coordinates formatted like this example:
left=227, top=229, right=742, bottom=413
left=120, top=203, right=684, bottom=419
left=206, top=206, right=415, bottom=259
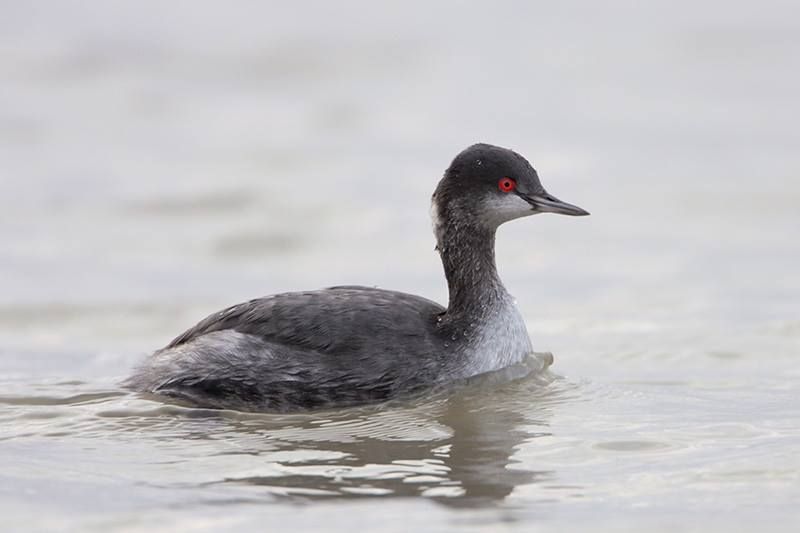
left=480, top=194, right=536, bottom=227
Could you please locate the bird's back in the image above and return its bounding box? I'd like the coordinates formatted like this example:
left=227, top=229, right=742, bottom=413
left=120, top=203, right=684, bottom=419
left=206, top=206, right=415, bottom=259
left=126, top=286, right=448, bottom=411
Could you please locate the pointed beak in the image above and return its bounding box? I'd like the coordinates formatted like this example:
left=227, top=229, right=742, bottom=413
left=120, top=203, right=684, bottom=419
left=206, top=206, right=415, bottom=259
left=521, top=192, right=590, bottom=216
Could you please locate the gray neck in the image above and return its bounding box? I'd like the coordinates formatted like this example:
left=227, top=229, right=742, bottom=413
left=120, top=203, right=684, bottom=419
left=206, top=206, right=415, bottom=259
left=435, top=218, right=510, bottom=322
left=432, top=202, right=533, bottom=374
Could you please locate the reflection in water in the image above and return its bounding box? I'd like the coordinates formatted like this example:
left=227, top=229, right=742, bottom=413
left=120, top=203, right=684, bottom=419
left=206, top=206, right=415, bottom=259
left=1, top=353, right=572, bottom=508
left=230, top=364, right=560, bottom=505
left=212, top=354, right=557, bottom=505
left=205, top=367, right=562, bottom=506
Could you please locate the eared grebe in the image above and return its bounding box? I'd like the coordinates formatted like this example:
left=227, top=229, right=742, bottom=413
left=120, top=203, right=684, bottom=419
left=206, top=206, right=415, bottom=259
left=125, top=143, right=588, bottom=412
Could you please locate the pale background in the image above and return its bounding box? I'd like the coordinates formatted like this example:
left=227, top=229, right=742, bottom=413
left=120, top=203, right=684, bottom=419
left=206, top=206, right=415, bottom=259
left=1, top=1, right=798, bottom=531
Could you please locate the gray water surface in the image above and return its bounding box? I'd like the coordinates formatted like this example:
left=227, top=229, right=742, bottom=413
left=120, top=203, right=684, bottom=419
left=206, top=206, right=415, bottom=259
left=1, top=1, right=799, bottom=531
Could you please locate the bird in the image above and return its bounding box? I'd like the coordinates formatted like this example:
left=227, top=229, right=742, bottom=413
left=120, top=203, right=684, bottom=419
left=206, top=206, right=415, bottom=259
left=124, top=143, right=589, bottom=412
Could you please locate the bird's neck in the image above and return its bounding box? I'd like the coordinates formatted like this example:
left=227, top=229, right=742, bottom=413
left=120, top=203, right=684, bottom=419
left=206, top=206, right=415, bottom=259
left=433, top=205, right=533, bottom=374
left=435, top=217, right=510, bottom=320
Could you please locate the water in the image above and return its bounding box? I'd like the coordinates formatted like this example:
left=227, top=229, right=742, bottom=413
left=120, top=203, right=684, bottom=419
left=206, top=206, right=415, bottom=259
left=1, top=1, right=799, bottom=531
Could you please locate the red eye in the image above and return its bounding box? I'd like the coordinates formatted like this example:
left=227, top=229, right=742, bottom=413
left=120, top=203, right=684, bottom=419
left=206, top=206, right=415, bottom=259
left=498, top=177, right=516, bottom=193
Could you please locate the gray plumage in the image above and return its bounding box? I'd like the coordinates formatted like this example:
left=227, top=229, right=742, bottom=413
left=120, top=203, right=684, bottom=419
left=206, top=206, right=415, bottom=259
left=124, top=143, right=589, bottom=412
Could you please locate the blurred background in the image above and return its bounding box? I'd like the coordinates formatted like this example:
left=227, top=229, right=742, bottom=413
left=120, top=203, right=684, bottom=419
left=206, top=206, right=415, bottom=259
left=1, top=0, right=797, bottom=360
left=1, top=1, right=798, bottom=531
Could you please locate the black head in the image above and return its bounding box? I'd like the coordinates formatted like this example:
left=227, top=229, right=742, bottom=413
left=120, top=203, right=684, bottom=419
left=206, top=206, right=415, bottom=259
left=432, top=143, right=588, bottom=231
